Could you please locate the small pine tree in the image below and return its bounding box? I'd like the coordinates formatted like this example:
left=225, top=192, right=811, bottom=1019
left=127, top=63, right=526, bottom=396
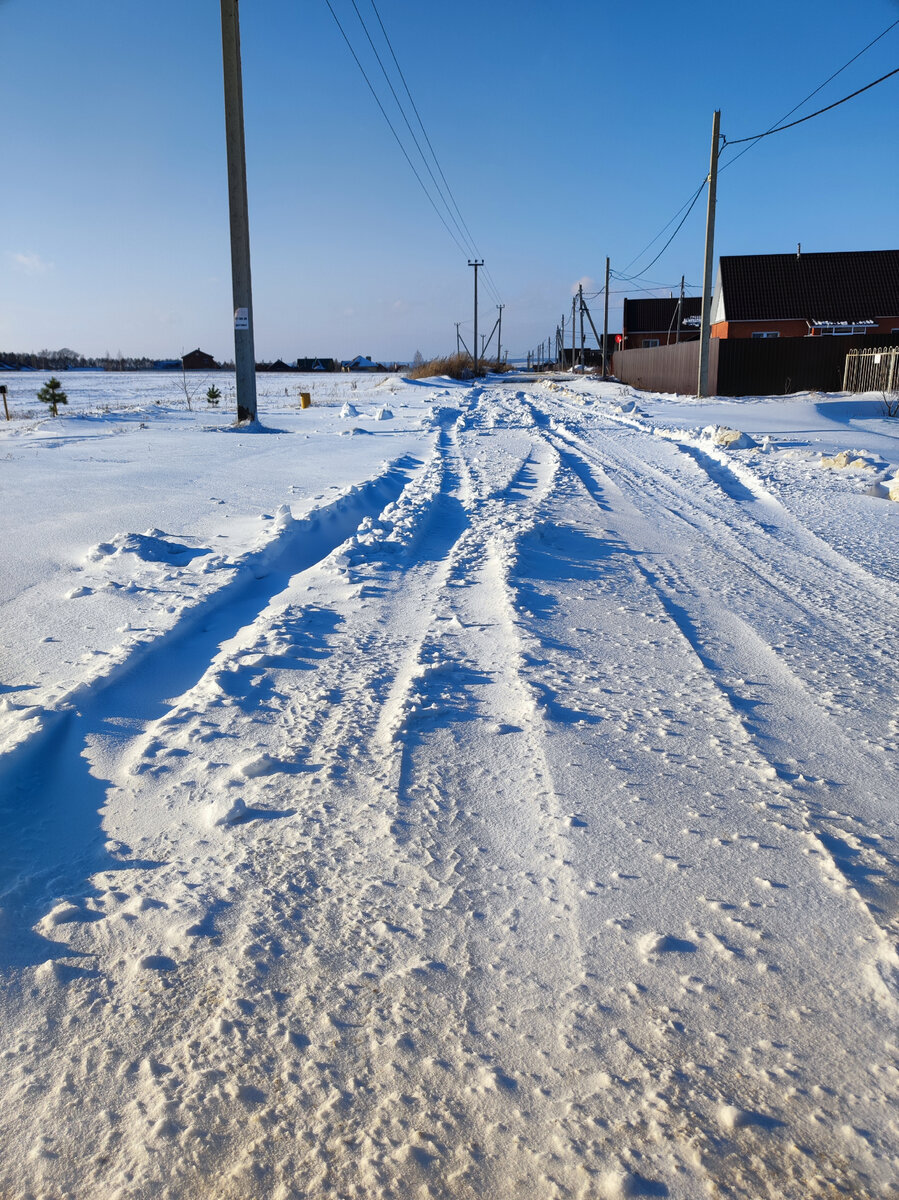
left=37, top=377, right=68, bottom=416
left=206, top=384, right=222, bottom=406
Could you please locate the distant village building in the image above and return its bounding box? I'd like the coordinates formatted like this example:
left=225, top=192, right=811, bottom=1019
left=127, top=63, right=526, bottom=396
left=296, top=357, right=337, bottom=372
left=622, top=297, right=702, bottom=349
left=342, top=355, right=384, bottom=372
left=181, top=348, right=218, bottom=370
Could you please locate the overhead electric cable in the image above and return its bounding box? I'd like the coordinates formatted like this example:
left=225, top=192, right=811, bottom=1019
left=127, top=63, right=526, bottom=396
left=618, top=178, right=708, bottom=277
left=323, top=0, right=471, bottom=257
left=723, top=65, right=899, bottom=146
left=346, top=0, right=477, bottom=260
left=366, top=0, right=483, bottom=258
left=328, top=0, right=503, bottom=306
left=720, top=18, right=899, bottom=170
left=616, top=180, right=707, bottom=282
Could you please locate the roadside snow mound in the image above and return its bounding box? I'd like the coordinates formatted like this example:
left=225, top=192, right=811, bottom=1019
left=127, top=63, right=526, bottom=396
left=820, top=449, right=878, bottom=471
left=339, top=402, right=359, bottom=419
left=702, top=425, right=757, bottom=450
left=889, top=478, right=899, bottom=503
left=86, top=530, right=207, bottom=563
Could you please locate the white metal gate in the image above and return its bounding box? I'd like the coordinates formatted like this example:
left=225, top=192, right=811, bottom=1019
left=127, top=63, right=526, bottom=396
left=843, top=346, right=899, bottom=393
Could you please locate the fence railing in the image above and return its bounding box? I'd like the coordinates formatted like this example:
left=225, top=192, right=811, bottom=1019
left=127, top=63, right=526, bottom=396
left=843, top=346, right=899, bottom=393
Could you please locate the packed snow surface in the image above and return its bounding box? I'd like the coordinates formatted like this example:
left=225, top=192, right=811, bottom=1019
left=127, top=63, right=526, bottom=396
left=1, top=370, right=898, bottom=1199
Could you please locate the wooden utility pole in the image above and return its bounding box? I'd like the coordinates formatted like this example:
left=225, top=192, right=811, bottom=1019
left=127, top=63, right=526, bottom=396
left=469, top=260, right=484, bottom=375
left=697, top=109, right=721, bottom=398
left=220, top=0, right=257, bottom=423
left=602, top=256, right=610, bottom=379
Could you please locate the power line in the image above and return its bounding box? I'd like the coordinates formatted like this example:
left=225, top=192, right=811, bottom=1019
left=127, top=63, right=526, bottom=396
left=616, top=180, right=707, bottom=282
left=617, top=178, right=708, bottom=277
left=615, top=19, right=899, bottom=286
left=723, top=65, right=899, bottom=147
left=346, top=0, right=478, bottom=261
left=325, top=0, right=503, bottom=308
left=323, top=0, right=471, bottom=256
left=721, top=19, right=899, bottom=169
left=365, top=0, right=485, bottom=265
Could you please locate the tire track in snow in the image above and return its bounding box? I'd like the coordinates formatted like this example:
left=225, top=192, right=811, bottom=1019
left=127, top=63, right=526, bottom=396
left=498, top=398, right=899, bottom=1197
left=535, top=414, right=899, bottom=933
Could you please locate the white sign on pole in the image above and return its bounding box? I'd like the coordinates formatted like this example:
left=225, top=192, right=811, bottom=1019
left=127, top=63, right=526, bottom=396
left=234, top=307, right=249, bottom=330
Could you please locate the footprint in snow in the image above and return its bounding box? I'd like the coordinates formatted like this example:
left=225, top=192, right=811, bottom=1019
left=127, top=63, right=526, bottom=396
left=638, top=933, right=697, bottom=957
left=137, top=955, right=177, bottom=971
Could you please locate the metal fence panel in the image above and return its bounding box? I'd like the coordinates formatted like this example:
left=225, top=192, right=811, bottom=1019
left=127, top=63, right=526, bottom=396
left=844, top=347, right=899, bottom=393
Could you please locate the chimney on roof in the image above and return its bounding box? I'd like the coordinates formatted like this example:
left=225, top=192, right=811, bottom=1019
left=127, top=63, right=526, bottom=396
left=797, top=242, right=801, bottom=259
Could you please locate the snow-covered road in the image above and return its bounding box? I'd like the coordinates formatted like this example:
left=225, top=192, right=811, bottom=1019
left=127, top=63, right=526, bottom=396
left=1, top=375, right=897, bottom=1199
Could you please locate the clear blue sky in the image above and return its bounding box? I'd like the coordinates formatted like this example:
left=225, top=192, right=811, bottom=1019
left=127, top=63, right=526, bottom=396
left=2, top=0, right=898, bottom=362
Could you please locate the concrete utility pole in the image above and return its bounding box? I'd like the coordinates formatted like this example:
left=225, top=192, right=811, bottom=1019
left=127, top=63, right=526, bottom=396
left=496, top=304, right=504, bottom=364
left=469, top=260, right=484, bottom=376
left=676, top=274, right=685, bottom=343
left=571, top=296, right=576, bottom=371
left=455, top=323, right=461, bottom=355
left=220, top=0, right=257, bottom=423
left=697, top=109, right=721, bottom=398
left=602, top=256, right=610, bottom=380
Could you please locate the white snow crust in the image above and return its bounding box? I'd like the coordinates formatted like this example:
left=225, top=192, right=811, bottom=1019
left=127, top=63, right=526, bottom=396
left=1, top=369, right=898, bottom=1199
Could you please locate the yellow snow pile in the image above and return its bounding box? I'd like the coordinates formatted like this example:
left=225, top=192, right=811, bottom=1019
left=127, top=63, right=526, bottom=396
left=819, top=449, right=877, bottom=471
left=702, top=424, right=757, bottom=450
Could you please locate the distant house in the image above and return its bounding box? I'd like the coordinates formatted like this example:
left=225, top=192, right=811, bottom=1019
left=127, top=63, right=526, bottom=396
left=622, top=296, right=702, bottom=349
left=182, top=348, right=218, bottom=370
left=257, top=359, right=292, bottom=372
left=710, top=249, right=899, bottom=339
left=342, top=355, right=383, bottom=372
left=296, top=357, right=337, bottom=372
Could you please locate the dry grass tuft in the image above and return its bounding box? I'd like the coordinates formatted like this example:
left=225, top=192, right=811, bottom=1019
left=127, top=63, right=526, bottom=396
left=406, top=353, right=509, bottom=381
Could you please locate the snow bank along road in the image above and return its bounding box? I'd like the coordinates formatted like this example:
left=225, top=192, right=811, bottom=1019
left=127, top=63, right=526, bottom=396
left=1, top=377, right=897, bottom=1199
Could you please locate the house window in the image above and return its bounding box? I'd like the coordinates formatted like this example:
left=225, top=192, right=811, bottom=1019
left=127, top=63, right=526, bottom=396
left=815, top=324, right=870, bottom=336
left=751, top=331, right=780, bottom=338
left=642, top=338, right=660, bottom=348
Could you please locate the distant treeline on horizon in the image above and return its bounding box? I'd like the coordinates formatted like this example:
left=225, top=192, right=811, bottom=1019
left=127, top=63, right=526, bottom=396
left=0, top=350, right=197, bottom=372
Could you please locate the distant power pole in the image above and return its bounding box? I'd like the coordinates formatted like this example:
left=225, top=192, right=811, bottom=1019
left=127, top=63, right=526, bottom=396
left=455, top=322, right=461, bottom=355
left=220, top=0, right=257, bottom=423
left=676, top=274, right=685, bottom=343
left=698, top=109, right=721, bottom=398
left=571, top=295, right=576, bottom=371
left=496, top=304, right=504, bottom=364
left=602, top=256, right=610, bottom=379
left=469, top=260, right=484, bottom=376
left=578, top=283, right=585, bottom=367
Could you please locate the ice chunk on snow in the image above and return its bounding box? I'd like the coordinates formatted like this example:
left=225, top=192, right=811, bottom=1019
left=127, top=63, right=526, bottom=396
left=821, top=449, right=877, bottom=471
left=339, top=402, right=358, bottom=419
left=702, top=424, right=757, bottom=450
left=374, top=406, right=393, bottom=420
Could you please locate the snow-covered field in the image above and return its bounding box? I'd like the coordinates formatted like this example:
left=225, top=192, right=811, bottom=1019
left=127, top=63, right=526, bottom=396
left=1, top=370, right=897, bottom=1199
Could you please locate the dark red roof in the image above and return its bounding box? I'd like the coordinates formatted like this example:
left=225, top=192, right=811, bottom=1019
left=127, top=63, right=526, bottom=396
left=719, top=250, right=899, bottom=322
left=623, top=296, right=702, bottom=333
